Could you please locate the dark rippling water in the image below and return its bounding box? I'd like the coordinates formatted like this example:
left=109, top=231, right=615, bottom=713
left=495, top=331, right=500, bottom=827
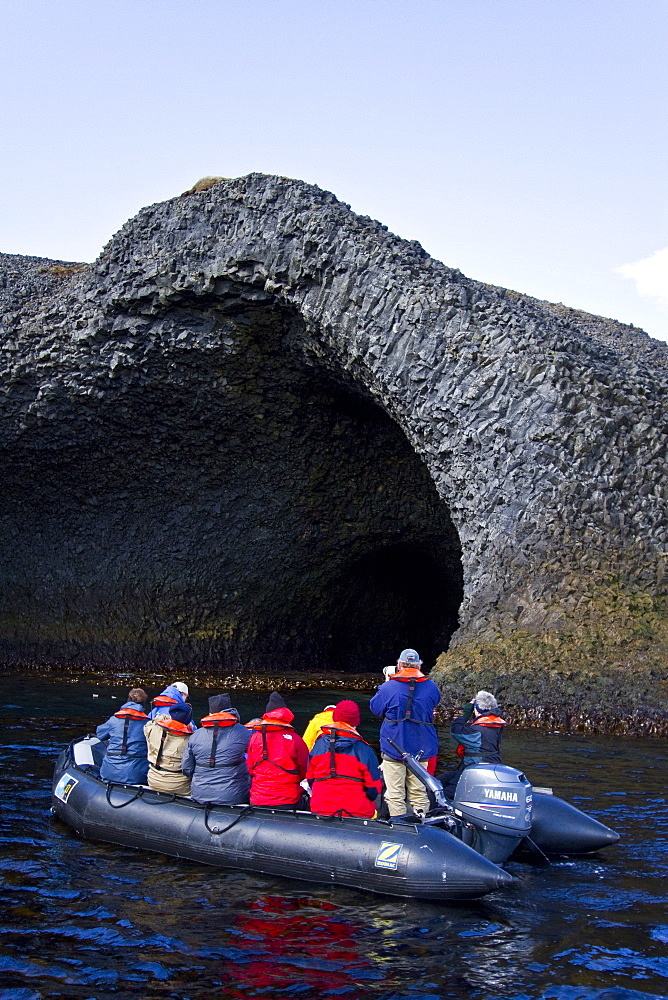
left=1, top=677, right=667, bottom=1000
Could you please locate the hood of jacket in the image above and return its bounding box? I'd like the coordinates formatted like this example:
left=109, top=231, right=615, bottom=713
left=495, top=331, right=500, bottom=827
left=157, top=685, right=186, bottom=704
left=262, top=707, right=294, bottom=725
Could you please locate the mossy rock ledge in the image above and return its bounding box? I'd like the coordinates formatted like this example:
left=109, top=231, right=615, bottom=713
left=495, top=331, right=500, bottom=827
left=0, top=173, right=665, bottom=732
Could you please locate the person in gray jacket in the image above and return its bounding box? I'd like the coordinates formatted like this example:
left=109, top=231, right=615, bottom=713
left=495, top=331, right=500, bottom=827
left=181, top=694, right=251, bottom=805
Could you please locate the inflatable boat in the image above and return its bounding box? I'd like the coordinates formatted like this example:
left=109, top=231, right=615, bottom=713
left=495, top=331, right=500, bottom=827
left=51, top=737, right=618, bottom=902
left=52, top=739, right=513, bottom=901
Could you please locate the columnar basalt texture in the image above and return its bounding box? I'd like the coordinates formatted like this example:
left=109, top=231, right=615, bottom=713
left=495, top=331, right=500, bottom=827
left=0, top=175, right=666, bottom=704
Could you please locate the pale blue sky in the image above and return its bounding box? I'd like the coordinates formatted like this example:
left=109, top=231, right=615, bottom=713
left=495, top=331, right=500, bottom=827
left=1, top=0, right=667, bottom=340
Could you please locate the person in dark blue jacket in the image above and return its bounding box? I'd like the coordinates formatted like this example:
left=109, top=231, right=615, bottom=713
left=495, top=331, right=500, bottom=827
left=437, top=690, right=507, bottom=797
left=147, top=682, right=190, bottom=721
left=96, top=688, right=150, bottom=785
left=369, top=648, right=440, bottom=816
left=181, top=694, right=251, bottom=805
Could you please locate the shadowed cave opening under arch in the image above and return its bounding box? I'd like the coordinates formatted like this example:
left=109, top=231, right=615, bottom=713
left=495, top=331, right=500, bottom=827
left=326, top=541, right=462, bottom=672
left=0, top=299, right=464, bottom=674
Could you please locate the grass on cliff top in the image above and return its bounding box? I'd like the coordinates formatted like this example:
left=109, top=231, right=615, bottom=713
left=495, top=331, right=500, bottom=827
left=434, top=588, right=668, bottom=736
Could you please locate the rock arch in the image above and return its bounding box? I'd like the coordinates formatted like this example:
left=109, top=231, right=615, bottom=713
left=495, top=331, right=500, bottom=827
left=0, top=174, right=665, bottom=692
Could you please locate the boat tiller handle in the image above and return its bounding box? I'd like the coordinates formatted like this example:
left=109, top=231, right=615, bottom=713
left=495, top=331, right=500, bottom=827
left=386, top=738, right=450, bottom=810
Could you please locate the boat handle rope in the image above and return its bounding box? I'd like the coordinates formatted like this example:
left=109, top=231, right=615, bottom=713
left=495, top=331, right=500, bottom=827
left=204, top=804, right=252, bottom=835
left=105, top=783, right=143, bottom=809
left=140, top=790, right=179, bottom=805
left=105, top=783, right=184, bottom=808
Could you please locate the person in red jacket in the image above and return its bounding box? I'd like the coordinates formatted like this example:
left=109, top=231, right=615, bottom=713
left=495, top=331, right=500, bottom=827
left=306, top=700, right=382, bottom=819
left=246, top=692, right=309, bottom=809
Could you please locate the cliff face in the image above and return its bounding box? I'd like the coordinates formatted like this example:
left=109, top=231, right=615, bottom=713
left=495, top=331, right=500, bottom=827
left=0, top=175, right=666, bottom=701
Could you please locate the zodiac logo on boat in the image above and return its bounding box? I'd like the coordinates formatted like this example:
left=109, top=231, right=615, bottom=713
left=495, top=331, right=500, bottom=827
left=54, top=773, right=79, bottom=803
left=374, top=842, right=403, bottom=870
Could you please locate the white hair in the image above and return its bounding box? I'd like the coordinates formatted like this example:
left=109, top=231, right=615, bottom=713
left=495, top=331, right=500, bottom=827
left=474, top=690, right=498, bottom=713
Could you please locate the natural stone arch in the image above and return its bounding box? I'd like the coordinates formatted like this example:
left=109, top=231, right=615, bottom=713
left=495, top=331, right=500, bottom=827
left=0, top=284, right=464, bottom=670
left=0, top=174, right=666, bottom=715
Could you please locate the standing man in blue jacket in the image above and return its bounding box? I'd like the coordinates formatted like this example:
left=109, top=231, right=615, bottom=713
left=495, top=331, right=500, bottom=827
left=369, top=649, right=441, bottom=816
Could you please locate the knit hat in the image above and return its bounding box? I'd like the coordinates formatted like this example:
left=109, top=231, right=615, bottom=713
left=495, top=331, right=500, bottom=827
left=169, top=703, right=193, bottom=726
left=265, top=691, right=286, bottom=713
left=208, top=693, right=231, bottom=714
left=332, top=700, right=360, bottom=727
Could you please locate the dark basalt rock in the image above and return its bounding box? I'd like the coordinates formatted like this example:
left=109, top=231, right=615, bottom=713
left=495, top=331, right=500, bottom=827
left=0, top=175, right=666, bottom=719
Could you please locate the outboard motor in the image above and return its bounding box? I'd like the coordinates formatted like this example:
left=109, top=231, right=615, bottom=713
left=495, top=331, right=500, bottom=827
left=453, top=764, right=533, bottom=864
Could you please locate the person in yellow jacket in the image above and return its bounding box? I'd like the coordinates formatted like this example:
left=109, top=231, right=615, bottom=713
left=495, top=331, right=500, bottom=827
left=144, top=703, right=194, bottom=795
left=302, top=704, right=336, bottom=751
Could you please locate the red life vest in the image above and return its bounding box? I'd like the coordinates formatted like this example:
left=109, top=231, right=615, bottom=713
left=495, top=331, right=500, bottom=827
left=247, top=719, right=299, bottom=775
left=113, top=707, right=148, bottom=753
left=312, top=724, right=372, bottom=783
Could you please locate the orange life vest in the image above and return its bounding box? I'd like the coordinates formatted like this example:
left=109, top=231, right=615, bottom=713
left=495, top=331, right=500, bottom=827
left=152, top=694, right=179, bottom=709
left=313, top=723, right=371, bottom=784
left=394, top=666, right=426, bottom=680
left=201, top=711, right=238, bottom=727
left=114, top=708, right=148, bottom=720
left=386, top=673, right=434, bottom=726
left=113, top=707, right=148, bottom=753
left=156, top=718, right=192, bottom=736
left=470, top=714, right=507, bottom=728
left=200, top=711, right=239, bottom=768
left=150, top=717, right=191, bottom=772
left=456, top=714, right=507, bottom=758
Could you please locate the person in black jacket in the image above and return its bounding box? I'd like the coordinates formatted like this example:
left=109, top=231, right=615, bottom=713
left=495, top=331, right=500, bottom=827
left=437, top=690, right=506, bottom=798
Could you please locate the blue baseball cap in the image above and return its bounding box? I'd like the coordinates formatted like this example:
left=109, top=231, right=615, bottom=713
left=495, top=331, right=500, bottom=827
left=398, top=648, right=422, bottom=664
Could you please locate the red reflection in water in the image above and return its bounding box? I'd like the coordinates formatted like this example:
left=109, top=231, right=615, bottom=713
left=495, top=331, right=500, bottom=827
left=221, top=894, right=373, bottom=998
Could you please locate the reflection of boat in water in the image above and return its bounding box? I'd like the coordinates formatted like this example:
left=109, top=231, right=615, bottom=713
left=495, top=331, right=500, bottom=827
left=51, top=737, right=618, bottom=902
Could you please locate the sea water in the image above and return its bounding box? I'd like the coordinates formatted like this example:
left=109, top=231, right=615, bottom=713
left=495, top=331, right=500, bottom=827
left=0, top=678, right=666, bottom=1000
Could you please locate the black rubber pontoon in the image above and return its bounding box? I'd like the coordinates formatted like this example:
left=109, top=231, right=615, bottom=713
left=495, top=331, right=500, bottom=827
left=52, top=744, right=513, bottom=902
left=525, top=790, right=620, bottom=855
